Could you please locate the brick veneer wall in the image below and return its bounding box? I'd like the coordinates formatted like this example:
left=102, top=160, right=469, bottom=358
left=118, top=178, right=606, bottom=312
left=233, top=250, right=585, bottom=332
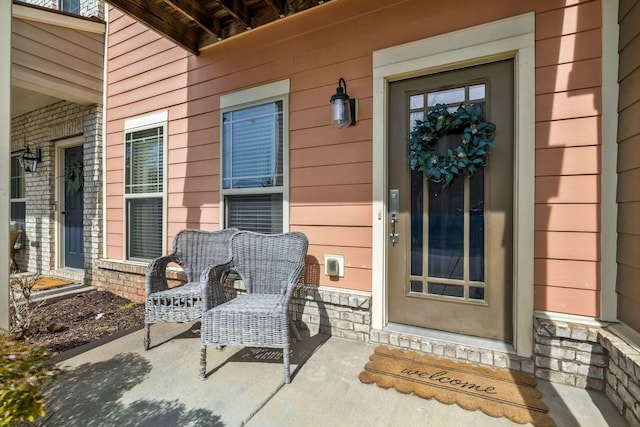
left=599, top=330, right=640, bottom=426
left=532, top=318, right=640, bottom=426
left=11, top=101, right=103, bottom=282
left=95, top=259, right=639, bottom=425
left=534, top=317, right=606, bottom=390
left=93, top=259, right=185, bottom=302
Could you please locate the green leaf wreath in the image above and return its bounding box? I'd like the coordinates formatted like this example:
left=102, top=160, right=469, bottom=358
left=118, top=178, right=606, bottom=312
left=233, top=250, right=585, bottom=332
left=408, top=103, right=496, bottom=187
left=64, top=160, right=83, bottom=195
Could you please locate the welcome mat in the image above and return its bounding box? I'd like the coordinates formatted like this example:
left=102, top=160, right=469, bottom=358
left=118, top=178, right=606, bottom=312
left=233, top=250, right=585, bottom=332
left=33, top=277, right=74, bottom=290
left=13, top=277, right=75, bottom=290
left=359, top=346, right=555, bottom=427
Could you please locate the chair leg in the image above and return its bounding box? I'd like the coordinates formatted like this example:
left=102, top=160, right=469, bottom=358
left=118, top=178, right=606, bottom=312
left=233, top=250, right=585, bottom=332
left=289, top=318, right=302, bottom=342
left=144, top=324, right=150, bottom=350
left=283, top=346, right=290, bottom=384
left=199, top=345, right=207, bottom=380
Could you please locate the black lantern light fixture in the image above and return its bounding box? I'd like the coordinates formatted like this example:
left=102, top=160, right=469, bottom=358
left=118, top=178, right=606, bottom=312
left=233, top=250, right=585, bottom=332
left=330, top=77, right=356, bottom=128
left=18, top=146, right=41, bottom=173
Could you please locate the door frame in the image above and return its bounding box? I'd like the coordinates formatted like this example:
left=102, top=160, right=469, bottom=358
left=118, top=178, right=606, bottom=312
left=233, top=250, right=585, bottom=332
left=371, top=13, right=536, bottom=357
left=55, top=136, right=84, bottom=270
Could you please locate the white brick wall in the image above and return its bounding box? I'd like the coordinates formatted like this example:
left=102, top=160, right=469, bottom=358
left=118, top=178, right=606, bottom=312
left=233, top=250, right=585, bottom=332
left=11, top=101, right=103, bottom=283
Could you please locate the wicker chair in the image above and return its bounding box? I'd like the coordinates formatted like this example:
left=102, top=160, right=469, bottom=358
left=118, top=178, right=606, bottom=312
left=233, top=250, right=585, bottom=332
left=144, top=228, right=238, bottom=350
left=199, top=231, right=308, bottom=384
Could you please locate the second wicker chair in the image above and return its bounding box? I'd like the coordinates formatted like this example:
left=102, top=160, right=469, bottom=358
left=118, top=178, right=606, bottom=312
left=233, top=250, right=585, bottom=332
left=199, top=231, right=308, bottom=384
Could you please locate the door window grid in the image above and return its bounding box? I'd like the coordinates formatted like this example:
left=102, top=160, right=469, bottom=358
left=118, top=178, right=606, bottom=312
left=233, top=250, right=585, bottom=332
left=408, top=83, right=488, bottom=303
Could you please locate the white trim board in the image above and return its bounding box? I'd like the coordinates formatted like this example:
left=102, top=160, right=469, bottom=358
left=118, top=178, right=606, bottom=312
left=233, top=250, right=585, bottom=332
left=599, top=0, right=619, bottom=322
left=371, top=12, right=536, bottom=357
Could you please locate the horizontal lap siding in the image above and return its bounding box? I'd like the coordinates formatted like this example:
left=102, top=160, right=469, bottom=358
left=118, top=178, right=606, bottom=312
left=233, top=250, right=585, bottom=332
left=533, top=0, right=603, bottom=316
left=12, top=18, right=104, bottom=104
left=105, top=0, right=604, bottom=298
left=616, top=0, right=640, bottom=331
left=107, top=8, right=215, bottom=248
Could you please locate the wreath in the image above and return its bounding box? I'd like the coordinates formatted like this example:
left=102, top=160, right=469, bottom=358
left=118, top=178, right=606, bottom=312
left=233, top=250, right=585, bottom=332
left=408, top=103, right=496, bottom=187
left=64, top=160, right=84, bottom=195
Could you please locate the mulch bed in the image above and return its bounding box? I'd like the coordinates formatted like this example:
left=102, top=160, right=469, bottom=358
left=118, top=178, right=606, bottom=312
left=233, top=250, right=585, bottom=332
left=26, top=291, right=145, bottom=355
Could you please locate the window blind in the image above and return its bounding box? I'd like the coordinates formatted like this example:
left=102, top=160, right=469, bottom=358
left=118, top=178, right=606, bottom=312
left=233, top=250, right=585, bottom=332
left=127, top=198, right=163, bottom=260
left=126, top=127, right=163, bottom=194
left=226, top=194, right=283, bottom=234
left=222, top=102, right=283, bottom=189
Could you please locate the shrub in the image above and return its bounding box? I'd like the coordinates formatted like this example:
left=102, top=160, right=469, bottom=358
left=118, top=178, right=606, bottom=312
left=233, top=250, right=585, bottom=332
left=0, top=335, right=59, bottom=426
left=9, top=273, right=43, bottom=339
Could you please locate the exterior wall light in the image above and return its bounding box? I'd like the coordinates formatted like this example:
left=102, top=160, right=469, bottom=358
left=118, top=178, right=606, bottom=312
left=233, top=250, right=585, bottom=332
left=330, top=77, right=356, bottom=128
left=19, top=146, right=41, bottom=172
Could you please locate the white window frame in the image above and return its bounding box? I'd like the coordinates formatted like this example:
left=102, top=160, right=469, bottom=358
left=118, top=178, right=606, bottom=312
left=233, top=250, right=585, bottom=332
left=219, top=80, right=290, bottom=232
left=59, top=0, right=80, bottom=14
left=123, top=111, right=168, bottom=262
left=10, top=153, right=26, bottom=231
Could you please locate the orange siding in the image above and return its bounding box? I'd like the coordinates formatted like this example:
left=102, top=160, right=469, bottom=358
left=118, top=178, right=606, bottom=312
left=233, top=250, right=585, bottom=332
left=535, top=146, right=601, bottom=176
left=532, top=0, right=602, bottom=317
left=105, top=0, right=605, bottom=305
left=534, top=286, right=599, bottom=317
left=534, top=259, right=599, bottom=290
left=535, top=117, right=600, bottom=148
left=535, top=204, right=600, bottom=232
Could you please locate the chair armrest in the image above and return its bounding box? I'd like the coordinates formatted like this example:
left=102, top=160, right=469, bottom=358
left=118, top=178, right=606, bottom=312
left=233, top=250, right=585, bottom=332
left=200, top=260, right=235, bottom=310
left=283, top=263, right=305, bottom=299
left=284, top=279, right=299, bottom=302
left=145, top=254, right=180, bottom=296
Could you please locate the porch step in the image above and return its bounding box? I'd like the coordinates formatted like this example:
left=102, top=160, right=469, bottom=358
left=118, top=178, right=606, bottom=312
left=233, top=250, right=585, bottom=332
left=48, top=268, right=85, bottom=284
left=31, top=283, right=95, bottom=304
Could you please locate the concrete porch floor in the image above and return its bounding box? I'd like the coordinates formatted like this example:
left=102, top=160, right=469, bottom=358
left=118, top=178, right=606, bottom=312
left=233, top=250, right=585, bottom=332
left=46, top=322, right=628, bottom=427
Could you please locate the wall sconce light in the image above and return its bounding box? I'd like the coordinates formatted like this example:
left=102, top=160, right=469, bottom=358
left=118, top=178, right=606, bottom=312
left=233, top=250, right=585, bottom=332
left=18, top=146, right=41, bottom=172
left=330, top=77, right=356, bottom=128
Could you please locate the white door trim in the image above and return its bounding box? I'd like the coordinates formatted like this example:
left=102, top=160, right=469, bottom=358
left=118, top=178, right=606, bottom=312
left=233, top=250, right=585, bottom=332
left=55, top=137, right=84, bottom=270
left=371, top=12, right=536, bottom=357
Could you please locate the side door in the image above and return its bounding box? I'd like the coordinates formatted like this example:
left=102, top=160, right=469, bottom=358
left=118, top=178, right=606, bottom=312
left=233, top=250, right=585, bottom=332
left=63, top=145, right=84, bottom=269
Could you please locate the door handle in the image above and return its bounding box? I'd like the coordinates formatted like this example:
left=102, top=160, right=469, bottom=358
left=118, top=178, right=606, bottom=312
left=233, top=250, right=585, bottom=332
left=389, top=189, right=399, bottom=246
left=390, top=218, right=399, bottom=246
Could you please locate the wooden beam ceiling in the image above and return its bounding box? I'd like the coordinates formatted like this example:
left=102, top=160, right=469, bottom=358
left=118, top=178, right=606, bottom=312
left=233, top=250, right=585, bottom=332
left=107, top=0, right=331, bottom=55
left=163, top=0, right=222, bottom=40
left=263, top=0, right=286, bottom=18
left=108, top=0, right=200, bottom=55
left=217, top=0, right=251, bottom=29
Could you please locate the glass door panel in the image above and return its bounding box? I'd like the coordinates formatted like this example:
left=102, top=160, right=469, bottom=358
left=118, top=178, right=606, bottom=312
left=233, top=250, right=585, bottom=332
left=408, top=84, right=487, bottom=303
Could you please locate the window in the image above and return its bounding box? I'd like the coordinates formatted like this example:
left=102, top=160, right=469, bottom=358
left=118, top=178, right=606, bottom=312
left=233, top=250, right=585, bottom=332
left=221, top=81, right=289, bottom=234
left=124, top=113, right=166, bottom=261
left=10, top=154, right=25, bottom=232
left=60, top=0, right=80, bottom=14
